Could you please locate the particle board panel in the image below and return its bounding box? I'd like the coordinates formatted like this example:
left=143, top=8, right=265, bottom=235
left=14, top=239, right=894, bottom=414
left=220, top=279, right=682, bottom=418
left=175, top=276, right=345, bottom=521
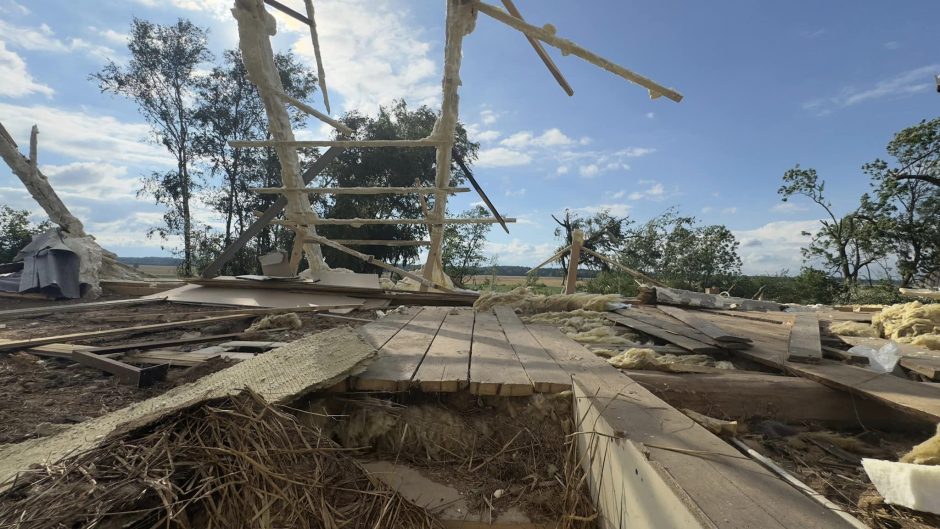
left=493, top=306, right=571, bottom=393
left=353, top=307, right=450, bottom=392
left=468, top=311, right=533, bottom=396
left=697, top=311, right=940, bottom=423
left=656, top=305, right=750, bottom=343
left=412, top=309, right=474, bottom=392
left=606, top=312, right=721, bottom=355
left=526, top=324, right=857, bottom=529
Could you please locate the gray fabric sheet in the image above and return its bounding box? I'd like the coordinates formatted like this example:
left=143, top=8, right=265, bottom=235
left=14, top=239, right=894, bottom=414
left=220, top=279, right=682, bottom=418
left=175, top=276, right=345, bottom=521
left=15, top=229, right=82, bottom=299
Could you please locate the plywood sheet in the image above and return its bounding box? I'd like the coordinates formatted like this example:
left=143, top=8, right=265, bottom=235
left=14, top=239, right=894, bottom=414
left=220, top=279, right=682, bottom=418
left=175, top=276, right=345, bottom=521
left=152, top=284, right=365, bottom=310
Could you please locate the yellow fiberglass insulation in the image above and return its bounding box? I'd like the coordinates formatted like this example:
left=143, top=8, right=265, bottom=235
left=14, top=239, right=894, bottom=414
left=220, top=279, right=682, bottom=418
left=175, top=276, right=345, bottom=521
left=829, top=320, right=879, bottom=338
left=473, top=287, right=620, bottom=314
left=607, top=348, right=717, bottom=370
left=901, top=424, right=940, bottom=466
left=873, top=301, right=940, bottom=350
left=523, top=310, right=638, bottom=344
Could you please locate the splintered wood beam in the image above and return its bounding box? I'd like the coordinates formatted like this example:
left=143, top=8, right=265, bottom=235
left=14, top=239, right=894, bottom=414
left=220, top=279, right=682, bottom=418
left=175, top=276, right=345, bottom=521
left=304, top=233, right=453, bottom=292
left=251, top=186, right=470, bottom=195
left=581, top=247, right=666, bottom=287
left=272, top=217, right=515, bottom=226
left=500, top=0, right=574, bottom=96
left=72, top=350, right=169, bottom=387
left=527, top=245, right=570, bottom=273
left=313, top=239, right=431, bottom=246
left=453, top=149, right=509, bottom=234
left=229, top=139, right=447, bottom=148
left=200, top=146, right=343, bottom=278
left=474, top=1, right=683, bottom=102
left=276, top=91, right=349, bottom=135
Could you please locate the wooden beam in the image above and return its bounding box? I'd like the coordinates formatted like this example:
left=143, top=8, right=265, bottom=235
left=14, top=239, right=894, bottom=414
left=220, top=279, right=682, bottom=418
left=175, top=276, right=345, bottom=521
left=581, top=247, right=665, bottom=287
left=0, top=313, right=256, bottom=352
left=275, top=91, right=349, bottom=135
left=474, top=1, right=683, bottom=102
left=0, top=297, right=165, bottom=321
left=528, top=245, right=569, bottom=274
left=452, top=150, right=510, bottom=234
left=72, top=350, right=168, bottom=387
left=262, top=0, right=308, bottom=24
left=564, top=229, right=583, bottom=294
left=251, top=186, right=470, bottom=195
left=607, top=311, right=723, bottom=355
left=230, top=139, right=447, bottom=148
left=200, top=146, right=343, bottom=278
left=500, top=0, right=573, bottom=96
left=301, top=0, right=331, bottom=114
left=787, top=312, right=822, bottom=364
left=316, top=239, right=430, bottom=246
left=656, top=305, right=750, bottom=344
left=303, top=233, right=453, bottom=292
left=80, top=331, right=250, bottom=354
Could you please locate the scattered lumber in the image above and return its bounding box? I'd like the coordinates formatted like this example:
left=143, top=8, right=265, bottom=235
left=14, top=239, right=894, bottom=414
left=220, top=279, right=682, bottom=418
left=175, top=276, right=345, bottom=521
left=607, top=310, right=723, bottom=355
left=821, top=346, right=869, bottom=366
left=79, top=331, right=251, bottom=355
left=0, top=297, right=166, bottom=321
left=71, top=350, right=168, bottom=387
left=0, top=313, right=255, bottom=353
left=622, top=370, right=930, bottom=431
left=900, top=357, right=940, bottom=381
left=653, top=286, right=784, bottom=312
left=787, top=312, right=822, bottom=364
left=655, top=305, right=750, bottom=344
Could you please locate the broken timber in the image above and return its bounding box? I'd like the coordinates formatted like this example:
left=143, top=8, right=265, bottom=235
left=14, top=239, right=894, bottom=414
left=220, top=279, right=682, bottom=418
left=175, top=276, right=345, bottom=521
left=656, top=304, right=750, bottom=344
left=71, top=350, right=168, bottom=387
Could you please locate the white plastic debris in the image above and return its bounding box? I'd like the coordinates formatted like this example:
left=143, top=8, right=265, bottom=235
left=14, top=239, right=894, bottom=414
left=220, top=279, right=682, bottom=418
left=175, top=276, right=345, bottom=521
left=848, top=341, right=900, bottom=373
left=863, top=458, right=940, bottom=515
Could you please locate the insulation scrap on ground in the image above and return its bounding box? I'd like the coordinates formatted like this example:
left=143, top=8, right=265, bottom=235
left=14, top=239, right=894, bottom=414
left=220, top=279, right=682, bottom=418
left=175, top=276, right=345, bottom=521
left=873, top=301, right=940, bottom=350
left=522, top=309, right=638, bottom=345
left=901, top=425, right=940, bottom=466
left=474, top=287, right=621, bottom=314
left=829, top=320, right=880, bottom=338
left=607, top=347, right=724, bottom=371
left=246, top=312, right=303, bottom=332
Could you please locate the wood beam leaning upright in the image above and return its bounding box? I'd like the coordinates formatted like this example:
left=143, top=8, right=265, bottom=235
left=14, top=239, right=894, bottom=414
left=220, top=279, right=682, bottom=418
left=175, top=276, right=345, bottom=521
left=564, top=229, right=583, bottom=294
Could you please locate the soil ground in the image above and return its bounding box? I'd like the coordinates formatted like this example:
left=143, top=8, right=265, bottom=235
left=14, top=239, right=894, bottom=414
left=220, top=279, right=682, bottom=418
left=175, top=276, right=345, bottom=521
left=0, top=297, right=371, bottom=446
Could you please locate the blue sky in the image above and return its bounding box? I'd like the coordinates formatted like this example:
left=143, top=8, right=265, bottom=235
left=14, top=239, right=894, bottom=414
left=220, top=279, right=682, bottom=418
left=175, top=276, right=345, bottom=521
left=1, top=0, right=937, bottom=273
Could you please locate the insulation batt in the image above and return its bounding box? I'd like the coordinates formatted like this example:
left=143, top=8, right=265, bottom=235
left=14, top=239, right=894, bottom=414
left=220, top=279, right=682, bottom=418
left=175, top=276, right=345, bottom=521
left=829, top=320, right=880, bottom=338
left=607, top=348, right=717, bottom=370
left=901, top=424, right=940, bottom=466
left=474, top=287, right=620, bottom=314
left=874, top=301, right=940, bottom=350
left=246, top=313, right=302, bottom=332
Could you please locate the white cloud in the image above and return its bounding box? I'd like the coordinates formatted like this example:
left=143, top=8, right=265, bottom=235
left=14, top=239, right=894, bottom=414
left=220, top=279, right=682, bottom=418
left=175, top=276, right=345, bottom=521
left=0, top=0, right=29, bottom=15
left=568, top=203, right=632, bottom=217
left=611, top=190, right=625, bottom=199
left=805, top=64, right=940, bottom=115
left=475, top=130, right=501, bottom=142
left=556, top=165, right=569, bottom=175
left=579, top=164, right=600, bottom=178
left=42, top=162, right=138, bottom=200
left=645, top=112, right=655, bottom=119
left=89, top=27, right=128, bottom=46
left=701, top=206, right=714, bottom=214
left=484, top=239, right=556, bottom=265
left=500, top=128, right=575, bottom=149
left=505, top=188, right=526, bottom=197
left=733, top=220, right=819, bottom=274
left=721, top=207, right=738, bottom=215
left=0, top=103, right=171, bottom=167
left=480, top=108, right=500, bottom=125
left=622, top=147, right=656, bottom=157
left=771, top=202, right=807, bottom=214
left=132, top=0, right=231, bottom=20
left=0, top=40, right=54, bottom=97
left=0, top=20, right=115, bottom=59
left=884, top=41, right=901, bottom=50
left=627, top=181, right=665, bottom=200
left=476, top=147, right=532, bottom=168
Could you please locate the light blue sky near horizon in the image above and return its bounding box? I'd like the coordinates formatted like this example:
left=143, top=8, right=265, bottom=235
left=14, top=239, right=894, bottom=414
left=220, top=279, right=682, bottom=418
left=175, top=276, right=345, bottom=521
left=0, top=0, right=937, bottom=274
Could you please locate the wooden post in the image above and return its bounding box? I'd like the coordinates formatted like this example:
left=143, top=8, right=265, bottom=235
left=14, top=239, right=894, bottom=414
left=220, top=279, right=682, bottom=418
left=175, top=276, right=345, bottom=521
left=565, top=229, right=583, bottom=294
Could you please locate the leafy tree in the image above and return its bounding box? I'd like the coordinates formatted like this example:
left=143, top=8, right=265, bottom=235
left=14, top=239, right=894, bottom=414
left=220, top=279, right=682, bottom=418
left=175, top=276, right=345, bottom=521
left=93, top=19, right=212, bottom=276
left=864, top=118, right=940, bottom=286
left=0, top=205, right=51, bottom=263
left=192, top=49, right=319, bottom=275
left=316, top=100, right=478, bottom=273
left=552, top=209, right=630, bottom=271
left=441, top=206, right=491, bottom=287
left=778, top=165, right=890, bottom=288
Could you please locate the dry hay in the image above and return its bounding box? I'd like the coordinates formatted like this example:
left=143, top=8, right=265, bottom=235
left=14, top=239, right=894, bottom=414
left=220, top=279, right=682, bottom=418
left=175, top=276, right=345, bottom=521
left=901, top=424, right=940, bottom=466
left=607, top=347, right=718, bottom=371
left=0, top=390, right=440, bottom=529
left=474, top=286, right=620, bottom=314
left=304, top=392, right=596, bottom=528
left=873, top=301, right=940, bottom=350
left=829, top=320, right=880, bottom=338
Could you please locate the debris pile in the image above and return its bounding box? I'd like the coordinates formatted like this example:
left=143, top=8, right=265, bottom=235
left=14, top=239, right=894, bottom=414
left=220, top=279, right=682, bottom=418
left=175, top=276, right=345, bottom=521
left=474, top=286, right=622, bottom=313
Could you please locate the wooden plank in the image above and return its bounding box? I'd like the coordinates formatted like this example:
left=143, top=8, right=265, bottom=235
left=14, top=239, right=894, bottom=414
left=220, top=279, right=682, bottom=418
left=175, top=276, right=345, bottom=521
left=356, top=307, right=421, bottom=349
left=468, top=311, right=533, bottom=396
left=606, top=312, right=722, bottom=355
left=353, top=307, right=450, bottom=392
left=200, top=146, right=344, bottom=278
left=412, top=309, right=474, bottom=392
left=500, top=0, right=574, bottom=96
left=900, top=356, right=940, bottom=381
left=787, top=312, right=822, bottom=363
left=493, top=306, right=570, bottom=393
left=622, top=370, right=928, bottom=431
left=0, top=297, right=165, bottom=321
left=655, top=286, right=784, bottom=312
left=525, top=324, right=857, bottom=529
left=696, top=311, right=940, bottom=424
left=0, top=313, right=256, bottom=352
left=72, top=350, right=168, bottom=387
left=81, top=332, right=248, bottom=354
left=821, top=346, right=870, bottom=366
left=656, top=305, right=750, bottom=343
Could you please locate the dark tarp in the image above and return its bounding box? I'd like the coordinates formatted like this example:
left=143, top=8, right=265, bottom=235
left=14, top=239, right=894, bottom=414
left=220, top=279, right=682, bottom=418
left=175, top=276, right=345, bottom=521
left=13, top=229, right=82, bottom=299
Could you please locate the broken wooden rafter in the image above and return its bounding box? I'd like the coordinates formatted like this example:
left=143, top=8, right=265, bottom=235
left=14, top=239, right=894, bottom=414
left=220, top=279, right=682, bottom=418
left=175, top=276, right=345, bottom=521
left=251, top=186, right=470, bottom=195
left=72, top=350, right=168, bottom=387
left=581, top=247, right=666, bottom=287
left=453, top=149, right=510, bottom=234
left=500, top=0, right=573, bottom=96
left=308, top=239, right=431, bottom=247
left=275, top=91, right=348, bottom=135
left=302, top=0, right=331, bottom=114
left=473, top=1, right=682, bottom=102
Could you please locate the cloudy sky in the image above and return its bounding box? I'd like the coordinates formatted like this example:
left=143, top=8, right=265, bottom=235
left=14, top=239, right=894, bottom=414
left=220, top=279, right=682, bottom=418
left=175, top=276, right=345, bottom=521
left=1, top=0, right=938, bottom=273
